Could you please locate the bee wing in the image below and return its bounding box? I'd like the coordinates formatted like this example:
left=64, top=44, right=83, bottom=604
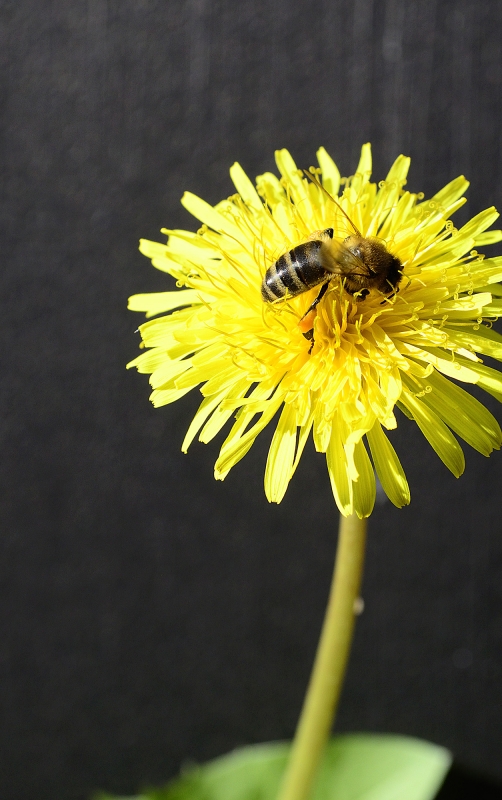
left=320, top=239, right=371, bottom=278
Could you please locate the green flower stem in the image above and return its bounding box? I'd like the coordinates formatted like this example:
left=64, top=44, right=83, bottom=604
left=277, top=513, right=368, bottom=800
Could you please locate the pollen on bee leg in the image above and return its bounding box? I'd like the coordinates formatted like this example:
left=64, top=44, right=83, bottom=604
left=298, top=308, right=317, bottom=334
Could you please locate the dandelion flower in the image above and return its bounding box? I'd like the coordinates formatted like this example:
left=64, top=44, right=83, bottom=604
left=128, top=145, right=502, bottom=518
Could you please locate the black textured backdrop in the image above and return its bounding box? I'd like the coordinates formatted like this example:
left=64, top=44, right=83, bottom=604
left=2, top=1, right=502, bottom=798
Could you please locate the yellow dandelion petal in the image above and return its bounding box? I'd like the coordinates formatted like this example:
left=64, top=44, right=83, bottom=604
left=149, top=356, right=193, bottom=390
left=229, top=162, right=263, bottom=210
left=352, top=438, right=376, bottom=519
left=458, top=358, right=502, bottom=402
left=128, top=145, right=502, bottom=514
left=181, top=390, right=229, bottom=453
left=459, top=207, right=499, bottom=239
left=327, top=418, right=353, bottom=516
left=385, top=153, right=411, bottom=186
left=199, top=380, right=252, bottom=444
left=366, top=423, right=410, bottom=509
left=431, top=175, right=470, bottom=206
left=138, top=239, right=187, bottom=279
left=475, top=230, right=502, bottom=246
left=400, top=387, right=465, bottom=477
left=181, top=192, right=242, bottom=240
left=150, top=385, right=194, bottom=408
left=264, top=403, right=298, bottom=503
left=316, top=147, right=341, bottom=196
left=430, top=368, right=501, bottom=438
left=355, top=142, right=372, bottom=178
left=421, top=375, right=497, bottom=456
left=126, top=347, right=169, bottom=374
left=128, top=290, right=201, bottom=318
left=290, top=409, right=315, bottom=478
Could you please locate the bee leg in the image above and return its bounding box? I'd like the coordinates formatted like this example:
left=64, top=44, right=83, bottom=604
left=299, top=282, right=329, bottom=351
left=303, top=281, right=329, bottom=317
left=380, top=287, right=398, bottom=305
left=301, top=328, right=315, bottom=353
left=380, top=277, right=402, bottom=304
left=299, top=282, right=329, bottom=332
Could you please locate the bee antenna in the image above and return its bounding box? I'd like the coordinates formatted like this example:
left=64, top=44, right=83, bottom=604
left=303, top=169, right=362, bottom=237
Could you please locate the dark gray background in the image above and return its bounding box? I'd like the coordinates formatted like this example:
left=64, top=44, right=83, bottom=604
left=2, top=0, right=502, bottom=798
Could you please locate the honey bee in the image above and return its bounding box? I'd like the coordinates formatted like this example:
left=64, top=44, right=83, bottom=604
left=261, top=171, right=403, bottom=338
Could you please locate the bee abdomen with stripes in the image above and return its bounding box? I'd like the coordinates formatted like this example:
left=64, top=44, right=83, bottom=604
left=261, top=228, right=334, bottom=302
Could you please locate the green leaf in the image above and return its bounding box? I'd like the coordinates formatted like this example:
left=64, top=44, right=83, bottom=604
left=96, top=734, right=452, bottom=800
